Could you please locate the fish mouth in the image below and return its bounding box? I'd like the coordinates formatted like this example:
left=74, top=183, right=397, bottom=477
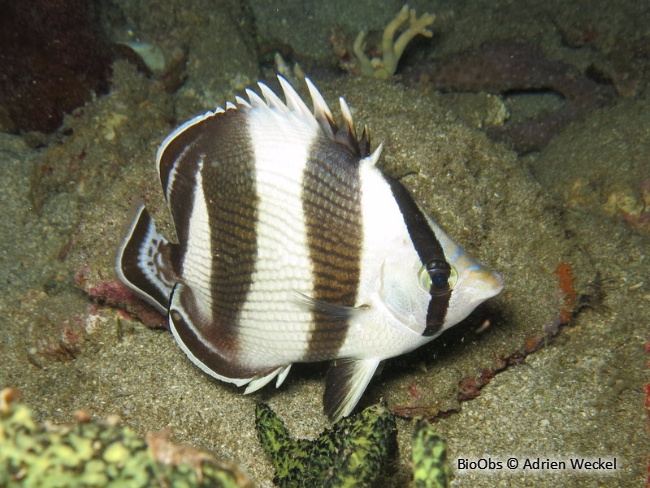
left=461, top=267, right=504, bottom=300
left=440, top=267, right=504, bottom=329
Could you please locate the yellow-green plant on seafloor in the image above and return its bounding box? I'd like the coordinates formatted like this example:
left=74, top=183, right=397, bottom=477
left=256, top=402, right=452, bottom=488
left=1, top=386, right=452, bottom=488
left=256, top=402, right=397, bottom=487
left=353, top=4, right=435, bottom=79
left=0, top=387, right=251, bottom=488
left=411, top=419, right=452, bottom=488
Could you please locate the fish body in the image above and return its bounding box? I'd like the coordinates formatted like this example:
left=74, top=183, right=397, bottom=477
left=116, top=77, right=503, bottom=420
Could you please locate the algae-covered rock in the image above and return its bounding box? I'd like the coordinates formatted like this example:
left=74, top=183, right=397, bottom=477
left=255, top=402, right=397, bottom=487
left=410, top=420, right=451, bottom=488
left=0, top=388, right=251, bottom=488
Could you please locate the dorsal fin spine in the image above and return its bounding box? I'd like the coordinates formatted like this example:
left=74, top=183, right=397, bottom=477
left=234, top=95, right=249, bottom=107
left=236, top=76, right=373, bottom=160
left=258, top=82, right=288, bottom=112
left=304, top=77, right=337, bottom=137
left=245, top=88, right=266, bottom=108
left=277, top=76, right=313, bottom=121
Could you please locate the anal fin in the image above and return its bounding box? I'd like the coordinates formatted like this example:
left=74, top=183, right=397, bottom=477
left=324, top=358, right=381, bottom=421
left=244, top=365, right=292, bottom=394
left=115, top=204, right=177, bottom=314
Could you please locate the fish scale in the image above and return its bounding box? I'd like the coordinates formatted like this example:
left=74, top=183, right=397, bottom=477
left=116, top=76, right=504, bottom=420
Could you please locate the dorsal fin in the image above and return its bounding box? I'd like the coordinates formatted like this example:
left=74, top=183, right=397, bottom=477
left=333, top=97, right=360, bottom=156
left=236, top=76, right=374, bottom=160
left=258, top=82, right=289, bottom=113
left=359, top=125, right=371, bottom=157
left=364, top=143, right=383, bottom=168
left=305, top=77, right=337, bottom=137
left=277, top=76, right=314, bottom=121
left=234, top=95, right=251, bottom=109
left=245, top=88, right=267, bottom=108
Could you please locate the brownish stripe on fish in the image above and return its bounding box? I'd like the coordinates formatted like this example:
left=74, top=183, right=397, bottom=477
left=302, top=136, right=363, bottom=359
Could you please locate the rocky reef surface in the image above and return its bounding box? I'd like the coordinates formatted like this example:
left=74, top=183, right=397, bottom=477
left=0, top=0, right=647, bottom=486
left=0, top=1, right=114, bottom=133
left=402, top=38, right=614, bottom=153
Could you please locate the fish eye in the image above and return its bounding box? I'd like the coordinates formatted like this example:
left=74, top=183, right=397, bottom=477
left=417, top=260, right=458, bottom=294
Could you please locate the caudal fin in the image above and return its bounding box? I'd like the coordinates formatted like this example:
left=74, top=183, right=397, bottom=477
left=115, top=204, right=177, bottom=314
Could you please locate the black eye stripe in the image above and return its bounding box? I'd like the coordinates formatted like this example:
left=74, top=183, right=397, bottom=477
left=386, top=179, right=445, bottom=263
left=386, top=178, right=451, bottom=336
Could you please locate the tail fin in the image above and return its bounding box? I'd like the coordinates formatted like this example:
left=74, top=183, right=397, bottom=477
left=115, top=204, right=177, bottom=314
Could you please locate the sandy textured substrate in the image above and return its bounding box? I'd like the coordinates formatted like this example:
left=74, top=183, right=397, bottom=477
left=0, top=0, right=647, bottom=486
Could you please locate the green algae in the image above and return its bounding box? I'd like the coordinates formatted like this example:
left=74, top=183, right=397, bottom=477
left=256, top=402, right=453, bottom=488
left=0, top=389, right=250, bottom=488
left=410, top=420, right=452, bottom=488
left=255, top=402, right=397, bottom=487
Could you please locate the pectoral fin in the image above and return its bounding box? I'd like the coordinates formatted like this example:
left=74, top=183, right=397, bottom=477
left=292, top=291, right=367, bottom=319
left=324, top=358, right=381, bottom=421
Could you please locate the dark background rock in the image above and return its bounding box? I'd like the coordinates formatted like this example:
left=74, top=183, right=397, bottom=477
left=0, top=0, right=114, bottom=133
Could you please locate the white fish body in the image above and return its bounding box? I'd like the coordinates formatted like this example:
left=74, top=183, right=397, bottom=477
left=116, top=77, right=503, bottom=420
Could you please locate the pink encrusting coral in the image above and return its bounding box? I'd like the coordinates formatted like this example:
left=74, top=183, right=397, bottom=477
left=75, top=266, right=167, bottom=329
left=403, top=39, right=614, bottom=153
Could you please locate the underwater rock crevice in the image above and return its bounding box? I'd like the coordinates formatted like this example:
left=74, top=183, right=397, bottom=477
left=402, top=38, right=615, bottom=153
left=0, top=0, right=115, bottom=134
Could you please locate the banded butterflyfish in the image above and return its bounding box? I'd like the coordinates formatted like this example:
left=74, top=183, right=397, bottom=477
left=116, top=76, right=504, bottom=420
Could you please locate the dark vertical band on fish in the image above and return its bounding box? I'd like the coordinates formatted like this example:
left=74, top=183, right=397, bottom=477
left=160, top=109, right=259, bottom=372
left=302, top=135, right=363, bottom=360
left=386, top=177, right=451, bottom=336
left=115, top=76, right=504, bottom=421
